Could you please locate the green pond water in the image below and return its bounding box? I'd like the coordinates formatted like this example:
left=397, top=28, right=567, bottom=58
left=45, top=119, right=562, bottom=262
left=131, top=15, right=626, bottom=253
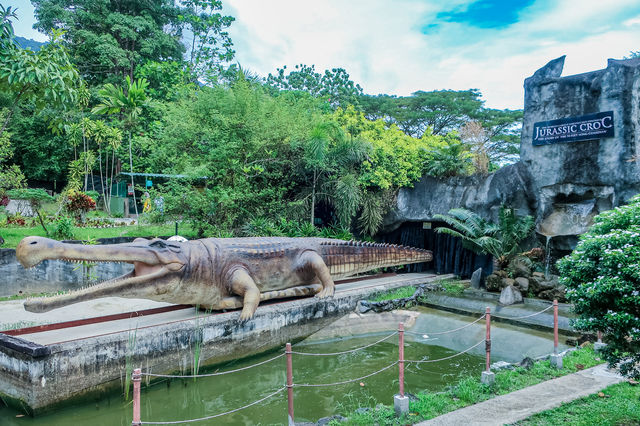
left=0, top=306, right=569, bottom=425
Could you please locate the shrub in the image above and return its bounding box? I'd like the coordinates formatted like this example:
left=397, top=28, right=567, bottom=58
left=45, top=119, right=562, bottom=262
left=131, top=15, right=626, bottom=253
left=557, top=194, right=640, bottom=379
left=85, top=190, right=100, bottom=207
left=65, top=191, right=96, bottom=223
left=52, top=216, right=75, bottom=240
left=6, top=214, right=26, bottom=226
left=67, top=192, right=96, bottom=214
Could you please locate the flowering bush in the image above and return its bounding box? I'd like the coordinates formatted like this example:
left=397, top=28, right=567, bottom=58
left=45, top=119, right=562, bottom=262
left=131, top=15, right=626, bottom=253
left=67, top=192, right=96, bottom=213
left=65, top=191, right=96, bottom=223
left=558, top=194, right=640, bottom=379
left=6, top=215, right=26, bottom=226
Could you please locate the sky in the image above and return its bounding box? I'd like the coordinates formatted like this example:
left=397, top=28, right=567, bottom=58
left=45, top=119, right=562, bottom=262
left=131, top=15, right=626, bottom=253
left=10, top=0, right=640, bottom=109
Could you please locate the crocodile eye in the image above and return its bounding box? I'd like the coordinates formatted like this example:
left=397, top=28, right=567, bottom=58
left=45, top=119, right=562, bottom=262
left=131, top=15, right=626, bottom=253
left=149, top=240, right=167, bottom=249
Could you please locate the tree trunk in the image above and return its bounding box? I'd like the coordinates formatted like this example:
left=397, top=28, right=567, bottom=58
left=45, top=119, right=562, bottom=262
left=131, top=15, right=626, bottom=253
left=35, top=209, right=49, bottom=237
left=98, top=144, right=105, bottom=211
left=128, top=132, right=138, bottom=218
left=108, top=149, right=116, bottom=214
left=83, top=128, right=88, bottom=192
left=310, top=169, right=317, bottom=226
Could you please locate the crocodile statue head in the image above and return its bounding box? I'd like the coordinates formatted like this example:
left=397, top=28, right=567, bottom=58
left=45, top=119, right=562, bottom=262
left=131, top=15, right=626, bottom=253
left=17, top=236, right=191, bottom=313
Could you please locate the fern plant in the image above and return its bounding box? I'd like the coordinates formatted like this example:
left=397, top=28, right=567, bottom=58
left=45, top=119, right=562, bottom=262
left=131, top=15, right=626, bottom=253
left=434, top=206, right=534, bottom=269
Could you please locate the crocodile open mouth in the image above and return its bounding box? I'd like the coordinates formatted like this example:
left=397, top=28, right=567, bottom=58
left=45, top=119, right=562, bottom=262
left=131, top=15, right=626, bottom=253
left=16, top=236, right=185, bottom=313
left=22, top=262, right=174, bottom=313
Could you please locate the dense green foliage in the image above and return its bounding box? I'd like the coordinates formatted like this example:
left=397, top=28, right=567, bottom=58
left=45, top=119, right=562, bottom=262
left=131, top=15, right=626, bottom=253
left=1, top=2, right=524, bottom=240
left=558, top=195, right=640, bottom=379
left=266, top=64, right=363, bottom=109
left=359, top=90, right=522, bottom=170
left=434, top=206, right=535, bottom=268
left=32, top=0, right=184, bottom=84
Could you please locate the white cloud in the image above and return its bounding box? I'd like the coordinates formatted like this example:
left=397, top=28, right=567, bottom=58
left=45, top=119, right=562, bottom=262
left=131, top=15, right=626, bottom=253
left=223, top=0, right=640, bottom=109
left=623, top=16, right=640, bottom=27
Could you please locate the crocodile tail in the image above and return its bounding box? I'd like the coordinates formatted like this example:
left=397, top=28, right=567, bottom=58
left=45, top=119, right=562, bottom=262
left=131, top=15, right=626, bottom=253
left=320, top=240, right=432, bottom=277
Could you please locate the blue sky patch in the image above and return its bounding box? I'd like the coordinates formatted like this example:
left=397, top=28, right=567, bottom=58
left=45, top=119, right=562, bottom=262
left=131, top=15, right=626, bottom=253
left=430, top=0, right=536, bottom=30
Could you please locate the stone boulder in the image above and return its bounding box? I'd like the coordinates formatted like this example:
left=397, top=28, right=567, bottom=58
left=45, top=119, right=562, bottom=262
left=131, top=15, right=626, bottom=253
left=538, top=285, right=567, bottom=302
left=519, top=357, right=535, bottom=370
left=470, top=268, right=483, bottom=289
left=485, top=274, right=503, bottom=291
left=528, top=275, right=544, bottom=294
left=507, top=256, right=533, bottom=278
left=499, top=285, right=523, bottom=305
left=502, top=277, right=515, bottom=288
left=514, top=277, right=529, bottom=293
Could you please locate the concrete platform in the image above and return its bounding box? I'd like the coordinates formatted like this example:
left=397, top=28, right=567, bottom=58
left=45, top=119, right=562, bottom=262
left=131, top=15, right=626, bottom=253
left=0, top=272, right=444, bottom=414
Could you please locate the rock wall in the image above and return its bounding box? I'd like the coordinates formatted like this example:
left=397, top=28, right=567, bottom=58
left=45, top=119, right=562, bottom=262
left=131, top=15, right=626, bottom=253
left=521, top=56, right=640, bottom=249
left=383, top=161, right=535, bottom=228
left=384, top=56, right=640, bottom=254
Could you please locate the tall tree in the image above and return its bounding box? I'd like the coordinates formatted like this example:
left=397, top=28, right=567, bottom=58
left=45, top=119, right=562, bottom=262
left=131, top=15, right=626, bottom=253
left=266, top=64, right=363, bottom=109
left=0, top=28, right=80, bottom=139
left=0, top=4, right=81, bottom=191
left=32, top=0, right=185, bottom=84
left=93, top=76, right=149, bottom=217
left=179, top=0, right=235, bottom=84
left=394, top=89, right=484, bottom=137
left=460, top=108, right=524, bottom=171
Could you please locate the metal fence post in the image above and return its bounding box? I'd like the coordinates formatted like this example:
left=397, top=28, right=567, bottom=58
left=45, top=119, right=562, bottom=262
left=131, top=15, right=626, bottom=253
left=550, top=300, right=563, bottom=368
left=394, top=323, right=409, bottom=415
left=285, top=343, right=294, bottom=426
left=132, top=368, right=141, bottom=426
left=398, top=323, right=405, bottom=398
left=481, top=307, right=494, bottom=385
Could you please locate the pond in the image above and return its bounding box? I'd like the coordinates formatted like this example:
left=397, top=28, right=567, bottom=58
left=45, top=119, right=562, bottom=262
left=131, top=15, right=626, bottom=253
left=0, top=306, right=570, bottom=425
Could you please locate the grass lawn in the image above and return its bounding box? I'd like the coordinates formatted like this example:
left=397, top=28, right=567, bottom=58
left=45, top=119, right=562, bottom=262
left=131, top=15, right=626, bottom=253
left=370, top=285, right=417, bottom=302
left=516, top=381, right=640, bottom=425
left=0, top=223, right=197, bottom=248
left=331, top=347, right=603, bottom=425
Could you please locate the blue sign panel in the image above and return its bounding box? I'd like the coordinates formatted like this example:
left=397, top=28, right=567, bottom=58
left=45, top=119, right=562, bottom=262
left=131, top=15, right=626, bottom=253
left=532, top=111, right=614, bottom=146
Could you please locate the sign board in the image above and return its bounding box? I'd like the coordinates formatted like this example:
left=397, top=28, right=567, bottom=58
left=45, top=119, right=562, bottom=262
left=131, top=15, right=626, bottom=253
left=127, top=183, right=134, bottom=195
left=422, top=222, right=432, bottom=230
left=532, top=111, right=614, bottom=146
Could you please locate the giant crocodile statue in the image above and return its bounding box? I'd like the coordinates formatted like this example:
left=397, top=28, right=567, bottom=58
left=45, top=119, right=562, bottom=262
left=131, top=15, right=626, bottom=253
left=16, top=236, right=432, bottom=320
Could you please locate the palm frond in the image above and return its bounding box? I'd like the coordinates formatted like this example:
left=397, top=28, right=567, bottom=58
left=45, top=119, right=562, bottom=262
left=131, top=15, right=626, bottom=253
left=332, top=173, right=361, bottom=227
left=358, top=191, right=384, bottom=236
left=434, top=212, right=481, bottom=239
